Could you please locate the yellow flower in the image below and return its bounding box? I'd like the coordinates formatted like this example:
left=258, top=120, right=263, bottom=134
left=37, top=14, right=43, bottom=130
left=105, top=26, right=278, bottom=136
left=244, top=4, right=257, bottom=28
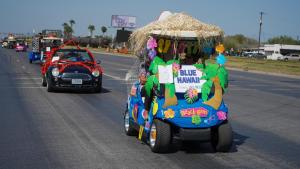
left=192, top=89, right=198, bottom=96
left=164, top=109, right=175, bottom=119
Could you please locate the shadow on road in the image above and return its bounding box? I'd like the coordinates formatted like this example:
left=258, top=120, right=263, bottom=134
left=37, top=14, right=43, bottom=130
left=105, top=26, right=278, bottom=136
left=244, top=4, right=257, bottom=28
left=167, top=131, right=249, bottom=154
left=49, top=87, right=111, bottom=94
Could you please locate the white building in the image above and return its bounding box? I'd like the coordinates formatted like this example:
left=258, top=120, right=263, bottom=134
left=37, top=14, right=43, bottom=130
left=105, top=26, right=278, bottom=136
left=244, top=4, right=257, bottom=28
left=263, top=44, right=300, bottom=60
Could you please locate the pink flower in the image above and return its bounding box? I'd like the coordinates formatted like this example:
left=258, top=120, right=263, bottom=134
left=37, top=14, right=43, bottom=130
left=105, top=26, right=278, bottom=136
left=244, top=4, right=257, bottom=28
left=172, top=63, right=180, bottom=72
left=147, top=37, right=157, bottom=49
left=217, top=111, right=227, bottom=120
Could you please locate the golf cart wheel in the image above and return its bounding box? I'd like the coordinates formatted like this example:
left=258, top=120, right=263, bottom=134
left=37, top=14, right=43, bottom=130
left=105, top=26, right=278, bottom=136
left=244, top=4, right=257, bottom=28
left=284, top=58, right=288, bottom=61
left=124, top=110, right=137, bottom=136
left=29, top=60, right=33, bottom=64
left=149, top=119, right=171, bottom=153
left=42, top=75, right=47, bottom=87
left=211, top=121, right=233, bottom=152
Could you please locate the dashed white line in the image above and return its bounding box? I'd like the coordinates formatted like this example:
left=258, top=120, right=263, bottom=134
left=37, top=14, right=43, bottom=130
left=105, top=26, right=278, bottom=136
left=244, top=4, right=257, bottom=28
left=103, top=73, right=124, bottom=81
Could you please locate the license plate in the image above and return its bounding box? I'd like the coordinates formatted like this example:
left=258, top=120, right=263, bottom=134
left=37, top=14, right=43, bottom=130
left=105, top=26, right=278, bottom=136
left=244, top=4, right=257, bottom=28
left=71, top=79, right=82, bottom=85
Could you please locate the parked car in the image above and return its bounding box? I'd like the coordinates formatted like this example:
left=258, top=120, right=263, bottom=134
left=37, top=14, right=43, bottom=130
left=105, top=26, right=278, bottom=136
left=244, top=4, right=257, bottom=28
left=277, top=53, right=300, bottom=61
left=252, top=53, right=267, bottom=59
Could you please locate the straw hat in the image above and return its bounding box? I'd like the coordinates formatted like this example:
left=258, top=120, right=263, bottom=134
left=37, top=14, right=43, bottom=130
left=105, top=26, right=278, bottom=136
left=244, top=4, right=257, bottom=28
left=130, top=11, right=224, bottom=54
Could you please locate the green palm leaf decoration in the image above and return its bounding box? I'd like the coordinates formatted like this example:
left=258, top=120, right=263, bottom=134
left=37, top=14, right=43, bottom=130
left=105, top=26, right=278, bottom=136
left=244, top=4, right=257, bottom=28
left=145, top=75, right=159, bottom=97
left=149, top=56, right=165, bottom=74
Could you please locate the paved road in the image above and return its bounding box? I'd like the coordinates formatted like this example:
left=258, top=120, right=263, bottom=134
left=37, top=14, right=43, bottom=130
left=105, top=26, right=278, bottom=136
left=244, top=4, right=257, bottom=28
left=0, top=47, right=299, bottom=169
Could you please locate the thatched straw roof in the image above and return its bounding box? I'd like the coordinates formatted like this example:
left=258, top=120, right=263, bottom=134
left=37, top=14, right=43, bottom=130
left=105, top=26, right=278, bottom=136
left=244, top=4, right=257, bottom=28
left=130, top=12, right=224, bottom=54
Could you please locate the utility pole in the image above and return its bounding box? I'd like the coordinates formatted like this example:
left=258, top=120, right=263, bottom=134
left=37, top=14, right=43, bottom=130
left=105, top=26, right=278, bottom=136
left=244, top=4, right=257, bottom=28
left=258, top=12, right=264, bottom=54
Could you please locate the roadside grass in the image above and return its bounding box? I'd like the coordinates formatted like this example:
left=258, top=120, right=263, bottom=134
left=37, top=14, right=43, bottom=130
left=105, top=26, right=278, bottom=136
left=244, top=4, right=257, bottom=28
left=75, top=46, right=300, bottom=76
left=220, top=56, right=300, bottom=76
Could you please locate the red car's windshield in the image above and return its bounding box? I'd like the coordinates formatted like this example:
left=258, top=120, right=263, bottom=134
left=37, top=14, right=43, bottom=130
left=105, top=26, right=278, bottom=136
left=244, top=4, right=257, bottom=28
left=53, top=49, right=94, bottom=62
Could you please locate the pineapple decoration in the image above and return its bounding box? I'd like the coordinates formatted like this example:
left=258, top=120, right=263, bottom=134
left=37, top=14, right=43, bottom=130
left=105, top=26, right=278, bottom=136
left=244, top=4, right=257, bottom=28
left=184, top=87, right=199, bottom=104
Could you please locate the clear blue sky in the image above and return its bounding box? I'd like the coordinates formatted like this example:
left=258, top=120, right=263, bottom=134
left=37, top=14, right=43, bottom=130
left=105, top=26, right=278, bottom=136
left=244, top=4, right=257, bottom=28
left=0, top=0, right=299, bottom=41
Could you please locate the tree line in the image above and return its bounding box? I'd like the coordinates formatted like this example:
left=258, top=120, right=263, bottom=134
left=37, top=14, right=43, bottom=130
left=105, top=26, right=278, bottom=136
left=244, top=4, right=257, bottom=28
left=224, top=34, right=300, bottom=51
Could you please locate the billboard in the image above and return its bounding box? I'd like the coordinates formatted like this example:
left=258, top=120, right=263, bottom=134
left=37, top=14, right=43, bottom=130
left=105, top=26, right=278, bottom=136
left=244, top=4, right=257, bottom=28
left=111, top=15, right=136, bottom=28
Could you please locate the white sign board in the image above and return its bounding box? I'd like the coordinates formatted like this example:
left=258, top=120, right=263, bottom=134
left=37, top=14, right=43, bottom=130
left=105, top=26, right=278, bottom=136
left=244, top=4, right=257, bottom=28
left=111, top=15, right=136, bottom=28
left=174, top=65, right=206, bottom=93
left=158, top=65, right=173, bottom=84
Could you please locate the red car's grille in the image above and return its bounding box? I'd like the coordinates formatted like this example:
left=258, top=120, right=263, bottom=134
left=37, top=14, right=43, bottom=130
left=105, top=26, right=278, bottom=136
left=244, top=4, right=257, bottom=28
left=61, top=73, right=92, bottom=80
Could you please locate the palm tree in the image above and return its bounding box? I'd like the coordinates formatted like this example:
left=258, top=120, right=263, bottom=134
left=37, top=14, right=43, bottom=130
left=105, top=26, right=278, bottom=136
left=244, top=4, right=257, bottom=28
left=69, top=19, right=75, bottom=36
left=69, top=19, right=75, bottom=29
left=62, top=22, right=73, bottom=39
left=101, top=26, right=107, bottom=35
left=88, top=24, right=95, bottom=38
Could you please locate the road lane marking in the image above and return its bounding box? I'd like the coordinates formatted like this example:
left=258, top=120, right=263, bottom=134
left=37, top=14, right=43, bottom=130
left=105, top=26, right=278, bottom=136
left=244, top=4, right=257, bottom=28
left=103, top=73, right=124, bottom=81
left=0, top=86, right=43, bottom=89
left=13, top=77, right=41, bottom=80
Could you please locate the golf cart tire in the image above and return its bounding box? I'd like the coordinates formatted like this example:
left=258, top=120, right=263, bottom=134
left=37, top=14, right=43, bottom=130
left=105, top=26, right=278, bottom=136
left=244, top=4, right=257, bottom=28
left=124, top=110, right=137, bottom=136
left=211, top=121, right=233, bottom=152
left=150, top=119, right=171, bottom=153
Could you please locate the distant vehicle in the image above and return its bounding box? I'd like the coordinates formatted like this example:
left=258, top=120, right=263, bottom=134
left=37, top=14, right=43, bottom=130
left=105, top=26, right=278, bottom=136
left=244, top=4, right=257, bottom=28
left=28, top=29, right=63, bottom=63
left=41, top=40, right=103, bottom=93
left=15, top=41, right=27, bottom=52
left=1, top=41, right=8, bottom=48
left=277, top=53, right=300, bottom=61
left=252, top=53, right=267, bottom=59
left=7, top=40, right=16, bottom=49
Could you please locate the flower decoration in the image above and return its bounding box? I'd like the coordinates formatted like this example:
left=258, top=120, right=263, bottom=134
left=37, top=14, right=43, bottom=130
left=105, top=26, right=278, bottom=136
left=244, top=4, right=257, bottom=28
left=164, top=109, right=175, bottom=119
left=172, top=63, right=180, bottom=77
left=184, top=87, right=199, bottom=104
left=142, top=109, right=148, bottom=120
left=147, top=37, right=158, bottom=60
left=131, top=104, right=138, bottom=122
left=192, top=115, right=201, bottom=125
left=215, top=44, right=225, bottom=54
left=217, top=111, right=227, bottom=120
left=148, top=49, right=156, bottom=60
left=147, top=36, right=157, bottom=49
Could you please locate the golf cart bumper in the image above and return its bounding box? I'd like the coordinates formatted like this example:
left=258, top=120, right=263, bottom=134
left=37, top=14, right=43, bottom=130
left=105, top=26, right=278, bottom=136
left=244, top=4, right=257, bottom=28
left=155, top=97, right=229, bottom=128
left=178, top=128, right=211, bottom=141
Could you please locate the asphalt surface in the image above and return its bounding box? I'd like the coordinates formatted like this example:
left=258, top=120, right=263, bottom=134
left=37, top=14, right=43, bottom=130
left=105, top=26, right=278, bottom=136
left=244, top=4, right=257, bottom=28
left=0, top=47, right=299, bottom=169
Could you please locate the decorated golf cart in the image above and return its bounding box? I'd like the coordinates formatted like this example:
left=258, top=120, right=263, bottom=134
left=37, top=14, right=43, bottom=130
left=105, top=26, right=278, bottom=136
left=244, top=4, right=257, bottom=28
left=124, top=11, right=232, bottom=153
left=29, top=30, right=63, bottom=63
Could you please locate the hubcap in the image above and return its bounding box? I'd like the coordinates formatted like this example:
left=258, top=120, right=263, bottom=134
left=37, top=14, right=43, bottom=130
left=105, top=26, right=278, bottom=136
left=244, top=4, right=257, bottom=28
left=124, top=111, right=130, bottom=132
left=150, top=123, right=157, bottom=148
